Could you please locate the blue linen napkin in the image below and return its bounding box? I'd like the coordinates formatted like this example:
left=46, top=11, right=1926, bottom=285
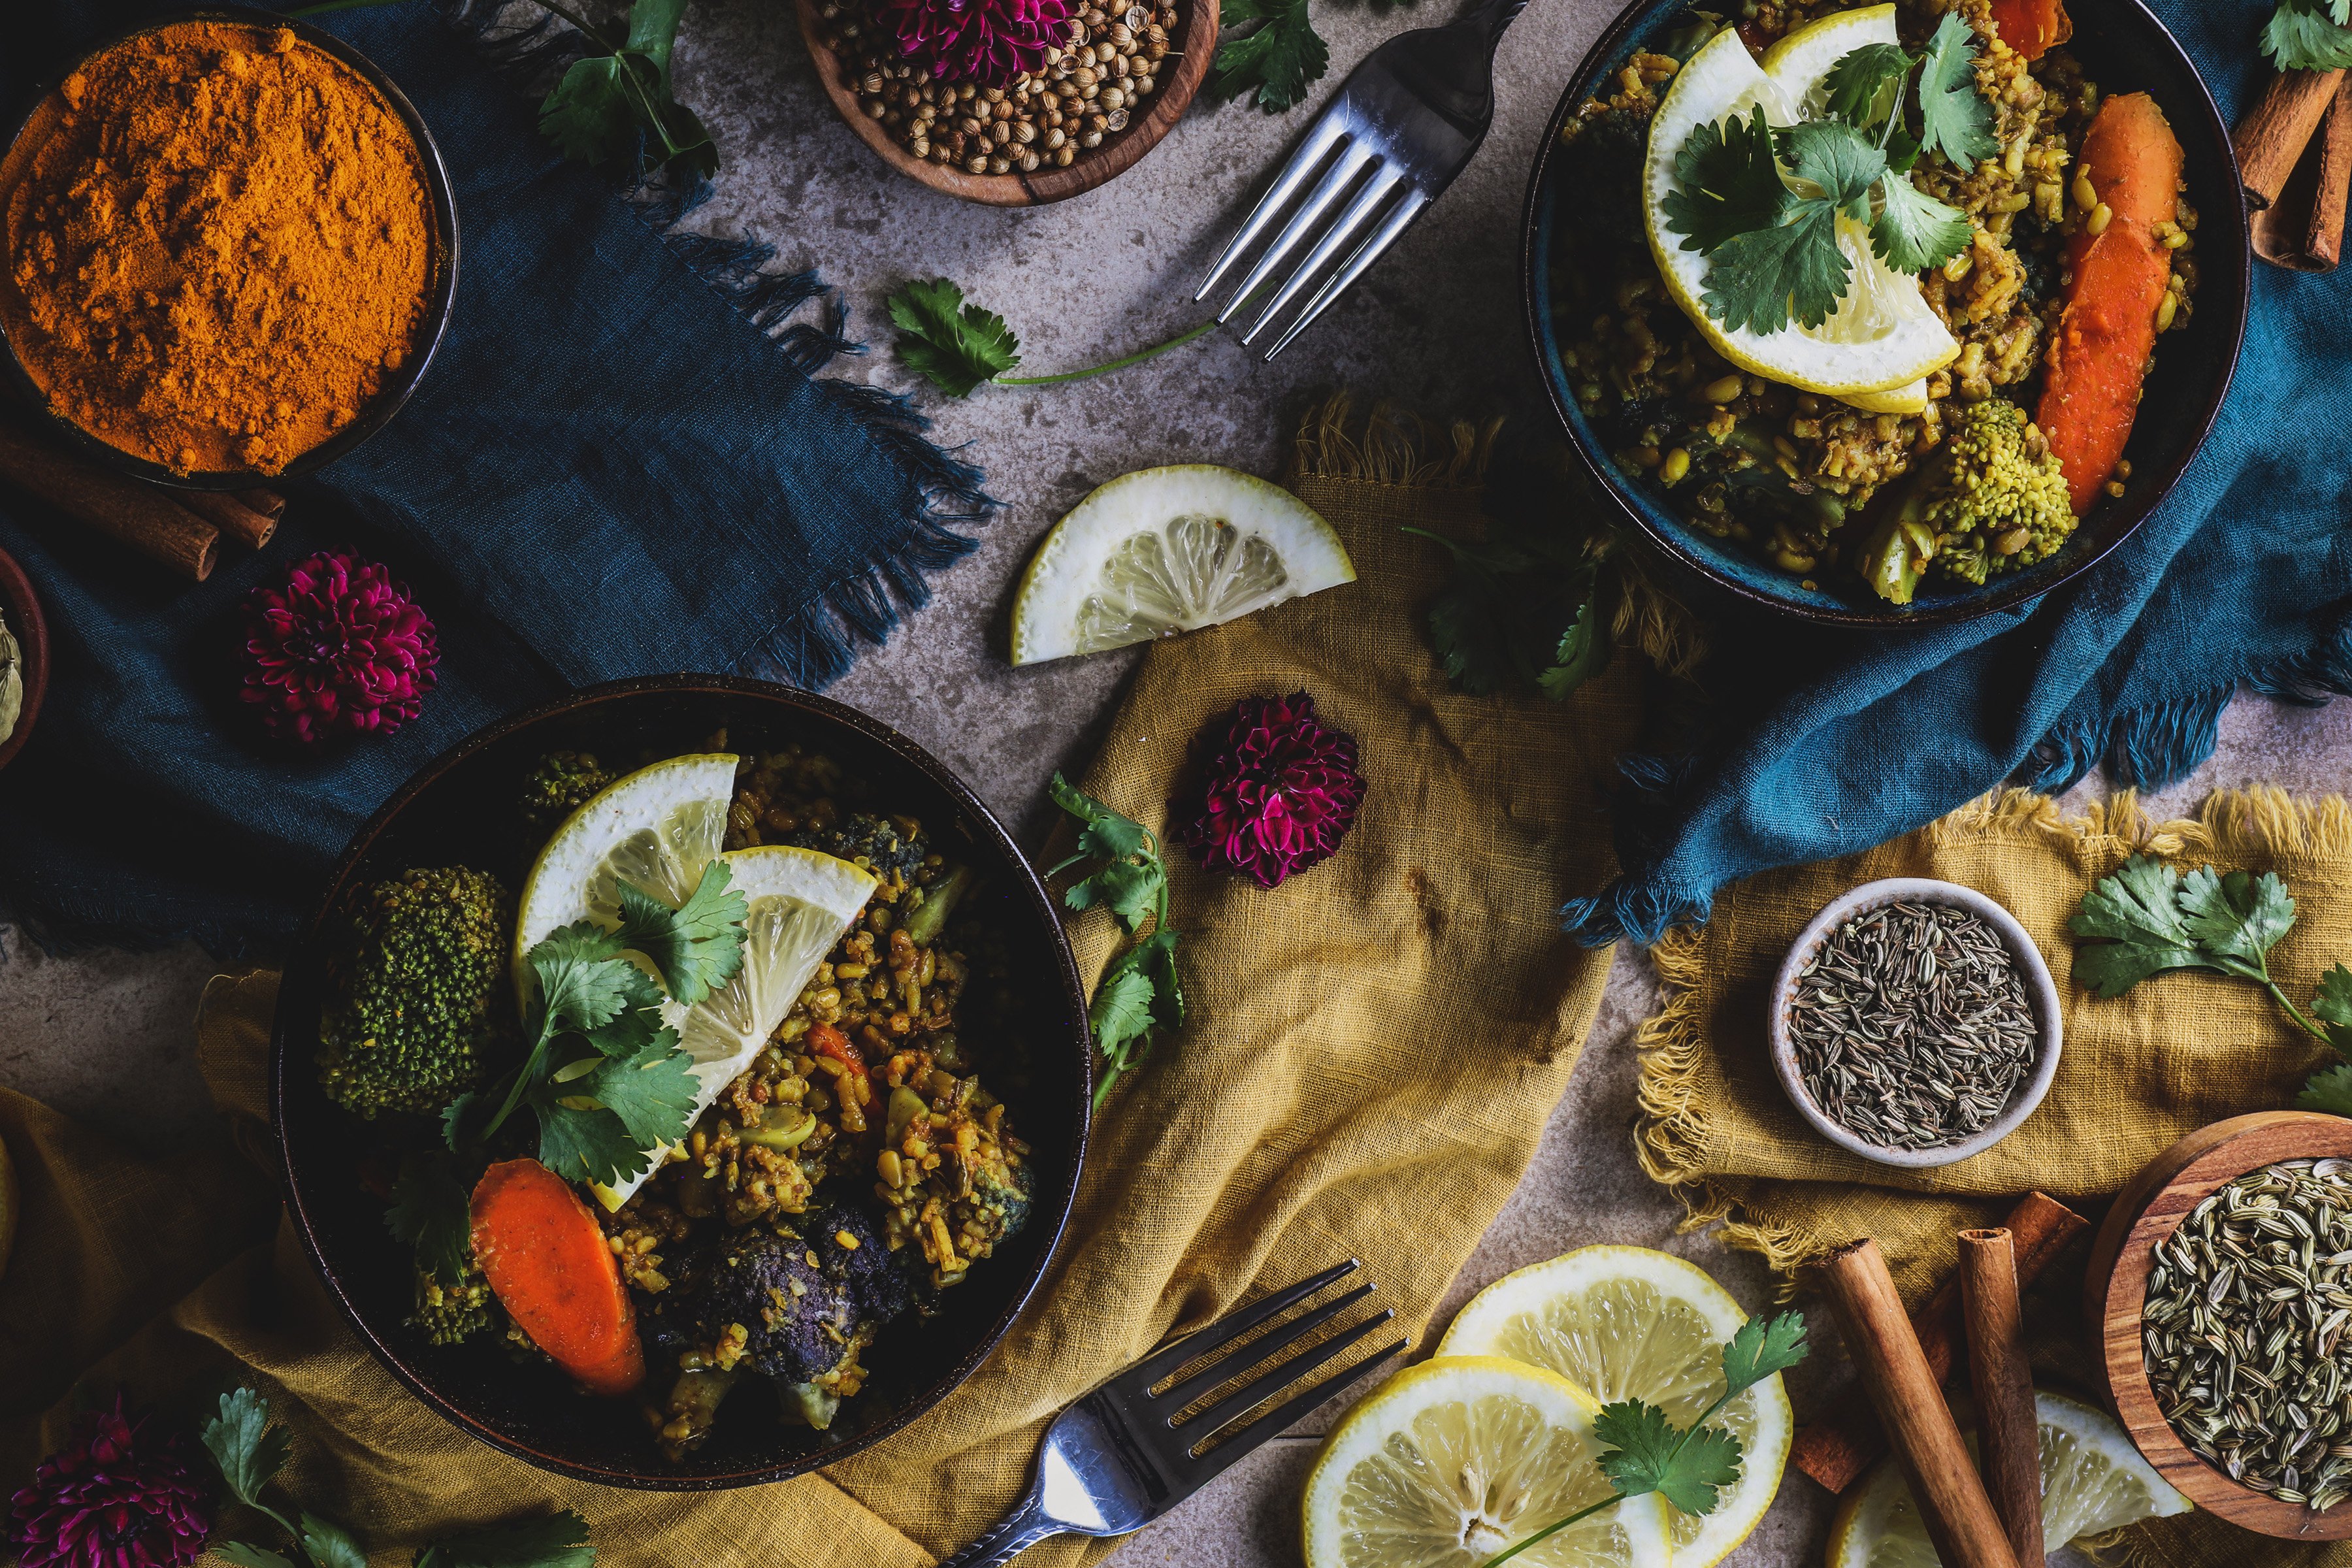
left=0, top=2, right=987, bottom=954
left=1565, top=0, right=2352, bottom=945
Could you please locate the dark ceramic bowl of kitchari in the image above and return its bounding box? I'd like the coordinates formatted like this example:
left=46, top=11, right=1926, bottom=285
left=1520, top=0, right=2249, bottom=627
left=271, top=676, right=1092, bottom=1489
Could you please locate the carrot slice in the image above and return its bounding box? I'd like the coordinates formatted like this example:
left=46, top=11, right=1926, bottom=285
left=470, top=1158, right=644, bottom=1396
left=2034, top=92, right=2185, bottom=516
left=1988, top=0, right=2070, bottom=60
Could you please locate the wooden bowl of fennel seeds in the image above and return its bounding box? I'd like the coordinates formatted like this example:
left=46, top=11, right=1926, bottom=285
left=1767, top=879, right=2064, bottom=1170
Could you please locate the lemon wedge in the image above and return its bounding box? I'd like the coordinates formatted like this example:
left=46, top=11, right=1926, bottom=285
left=1827, top=1390, right=2191, bottom=1567
left=1009, top=465, right=1355, bottom=666
left=1438, top=1247, right=1792, bottom=1568
left=589, top=844, right=875, bottom=1210
left=1303, top=1356, right=1673, bottom=1568
left=1645, top=6, right=1961, bottom=398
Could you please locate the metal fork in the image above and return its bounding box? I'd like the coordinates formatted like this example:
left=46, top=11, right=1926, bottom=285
left=937, top=1259, right=1405, bottom=1567
left=1195, top=0, right=1531, bottom=359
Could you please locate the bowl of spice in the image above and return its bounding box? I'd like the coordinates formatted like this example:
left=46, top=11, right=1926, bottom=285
left=2085, top=1111, right=2352, bottom=1539
left=1768, top=878, right=2063, bottom=1169
left=0, top=542, right=44, bottom=771
left=0, top=9, right=458, bottom=488
left=798, top=0, right=1215, bottom=204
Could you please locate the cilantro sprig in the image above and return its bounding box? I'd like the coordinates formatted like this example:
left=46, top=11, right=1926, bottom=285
left=1479, top=1313, right=1812, bottom=1568
left=202, top=1388, right=594, bottom=1568
left=1213, top=0, right=1331, bottom=112
left=887, top=280, right=1228, bottom=397
left=1405, top=514, right=1612, bottom=702
left=1662, top=14, right=1987, bottom=335
left=2264, top=0, right=2352, bottom=71
left=2069, top=856, right=2352, bottom=1111
left=1047, top=774, right=1184, bottom=1109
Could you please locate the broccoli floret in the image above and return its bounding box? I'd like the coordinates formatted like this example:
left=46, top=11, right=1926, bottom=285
left=1919, top=401, right=2076, bottom=585
left=410, top=1258, right=494, bottom=1346
left=317, top=866, right=515, bottom=1119
left=519, top=750, right=612, bottom=840
left=786, top=813, right=928, bottom=881
left=972, top=1156, right=1034, bottom=1245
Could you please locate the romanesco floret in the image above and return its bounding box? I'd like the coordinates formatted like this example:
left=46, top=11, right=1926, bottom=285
left=1917, top=400, right=2076, bottom=586
left=519, top=750, right=612, bottom=840
left=410, top=1258, right=495, bottom=1346
left=317, top=866, right=514, bottom=1119
left=786, top=813, right=928, bottom=880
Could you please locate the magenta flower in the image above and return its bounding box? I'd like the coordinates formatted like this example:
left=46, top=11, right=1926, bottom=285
left=880, top=0, right=1073, bottom=86
left=7, top=1395, right=212, bottom=1568
left=239, top=549, right=439, bottom=745
left=1177, top=691, right=1364, bottom=889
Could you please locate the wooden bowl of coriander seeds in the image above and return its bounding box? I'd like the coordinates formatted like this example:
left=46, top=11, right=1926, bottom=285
left=796, top=0, right=1216, bottom=205
left=1767, top=878, right=2064, bottom=1170
left=2085, top=1112, right=2352, bottom=1540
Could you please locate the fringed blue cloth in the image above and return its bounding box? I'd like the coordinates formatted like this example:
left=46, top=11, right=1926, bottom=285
left=1563, top=0, right=2352, bottom=947
left=0, top=1, right=990, bottom=955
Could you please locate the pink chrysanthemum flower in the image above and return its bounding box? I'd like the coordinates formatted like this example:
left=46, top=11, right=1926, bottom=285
left=239, top=549, right=439, bottom=745
left=7, top=1394, right=212, bottom=1568
left=879, top=0, right=1073, bottom=86
left=1177, top=691, right=1364, bottom=889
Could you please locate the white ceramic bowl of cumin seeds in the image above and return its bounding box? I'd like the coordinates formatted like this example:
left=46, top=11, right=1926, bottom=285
left=1768, top=878, right=2065, bottom=1170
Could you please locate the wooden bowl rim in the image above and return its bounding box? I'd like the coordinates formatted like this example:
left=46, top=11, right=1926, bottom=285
left=794, top=0, right=1218, bottom=206
left=2089, top=1110, right=2352, bottom=1538
left=0, top=543, right=48, bottom=773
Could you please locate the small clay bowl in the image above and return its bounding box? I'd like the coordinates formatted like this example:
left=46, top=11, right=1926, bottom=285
left=796, top=0, right=1218, bottom=206
left=0, top=543, right=48, bottom=772
left=1767, top=877, right=2065, bottom=1169
left=2084, top=1111, right=2352, bottom=1540
left=0, top=6, right=460, bottom=492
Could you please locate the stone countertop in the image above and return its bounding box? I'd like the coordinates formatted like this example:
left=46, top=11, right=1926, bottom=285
left=3, top=0, right=2344, bottom=1561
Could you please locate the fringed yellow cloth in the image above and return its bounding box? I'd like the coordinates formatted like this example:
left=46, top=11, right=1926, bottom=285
left=1637, top=787, right=2352, bottom=1566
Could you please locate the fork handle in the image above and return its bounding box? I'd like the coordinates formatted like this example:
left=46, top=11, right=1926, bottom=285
left=934, top=1493, right=1061, bottom=1568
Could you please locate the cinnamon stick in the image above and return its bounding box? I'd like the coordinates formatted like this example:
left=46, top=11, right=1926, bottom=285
left=0, top=420, right=216, bottom=581
left=2255, top=72, right=2352, bottom=271
left=2236, top=67, right=2346, bottom=210
left=177, top=488, right=278, bottom=549
left=1959, top=1229, right=2046, bottom=1568
left=1822, top=1239, right=2023, bottom=1568
left=232, top=488, right=286, bottom=522
left=1792, top=1192, right=2089, bottom=1492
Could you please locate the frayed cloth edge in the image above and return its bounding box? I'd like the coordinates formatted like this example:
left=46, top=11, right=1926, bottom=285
left=1290, top=393, right=1501, bottom=489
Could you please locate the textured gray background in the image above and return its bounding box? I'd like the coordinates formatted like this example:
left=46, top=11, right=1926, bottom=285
left=5, top=0, right=2347, bottom=1560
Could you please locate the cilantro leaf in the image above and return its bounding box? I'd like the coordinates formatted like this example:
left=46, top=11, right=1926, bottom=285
left=1778, top=120, right=1887, bottom=214
left=1050, top=774, right=1152, bottom=862
left=1870, top=173, right=1972, bottom=272
left=2266, top=0, right=2352, bottom=70
left=1593, top=1400, right=1746, bottom=1515
left=1535, top=593, right=1611, bottom=702
left=1822, top=42, right=1913, bottom=129
left=527, top=923, right=638, bottom=1033
left=1661, top=107, right=1795, bottom=255
left=1720, top=1310, right=1811, bottom=1399
left=386, top=1153, right=475, bottom=1286
left=1409, top=521, right=1598, bottom=698
left=2300, top=1064, right=2352, bottom=1115
left=416, top=1512, right=596, bottom=1568
left=1090, top=963, right=1159, bottom=1068
left=1916, top=12, right=1999, bottom=169
left=2316, top=964, right=2352, bottom=1030
left=218, top=1546, right=298, bottom=1568
left=1137, top=924, right=1186, bottom=1030
left=203, top=1388, right=293, bottom=1512
left=2176, top=867, right=2296, bottom=968
left=2067, top=855, right=2214, bottom=996
left=615, top=860, right=748, bottom=1007
left=577, top=966, right=670, bottom=1060
left=531, top=1092, right=651, bottom=1190
left=302, top=1514, right=368, bottom=1568
left=1213, top=0, right=1330, bottom=112
left=889, top=278, right=1022, bottom=397
left=1703, top=200, right=1849, bottom=333
left=1067, top=857, right=1167, bottom=932
left=537, top=0, right=716, bottom=179
left=577, top=1034, right=702, bottom=1153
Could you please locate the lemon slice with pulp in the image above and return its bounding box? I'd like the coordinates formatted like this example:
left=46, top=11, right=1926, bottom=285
left=514, top=753, right=740, bottom=1001
left=1009, top=465, right=1355, bottom=666
left=1437, top=1246, right=1792, bottom=1568
left=1827, top=1390, right=2191, bottom=1567
left=1303, top=1356, right=1673, bottom=1568
left=1645, top=6, right=1961, bottom=398
left=588, top=843, right=875, bottom=1210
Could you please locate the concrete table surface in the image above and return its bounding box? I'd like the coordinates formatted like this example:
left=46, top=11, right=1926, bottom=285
left=2, top=0, right=2340, bottom=1561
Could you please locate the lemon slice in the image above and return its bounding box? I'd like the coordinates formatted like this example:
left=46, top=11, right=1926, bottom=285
left=1009, top=465, right=1355, bottom=665
left=1645, top=7, right=1961, bottom=397
left=1827, top=1390, right=2191, bottom=1567
left=1437, top=1247, right=1791, bottom=1568
left=1844, top=380, right=1931, bottom=415
left=1303, top=1356, right=1673, bottom=1568
left=590, top=844, right=876, bottom=1210
left=514, top=753, right=740, bottom=1002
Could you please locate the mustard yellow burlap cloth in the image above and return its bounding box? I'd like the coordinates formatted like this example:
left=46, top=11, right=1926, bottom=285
left=0, top=409, right=1653, bottom=1565
left=1641, top=788, right=2352, bottom=1566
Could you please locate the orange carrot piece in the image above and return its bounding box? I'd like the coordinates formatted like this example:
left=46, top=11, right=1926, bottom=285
left=2034, top=93, right=2185, bottom=516
left=470, top=1158, right=645, bottom=1397
left=1988, top=0, right=2070, bottom=60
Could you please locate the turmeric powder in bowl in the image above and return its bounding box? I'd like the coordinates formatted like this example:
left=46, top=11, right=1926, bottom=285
left=0, top=20, right=438, bottom=476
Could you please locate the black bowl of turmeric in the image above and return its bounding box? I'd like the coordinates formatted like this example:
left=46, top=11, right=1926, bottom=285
left=0, top=8, right=458, bottom=489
